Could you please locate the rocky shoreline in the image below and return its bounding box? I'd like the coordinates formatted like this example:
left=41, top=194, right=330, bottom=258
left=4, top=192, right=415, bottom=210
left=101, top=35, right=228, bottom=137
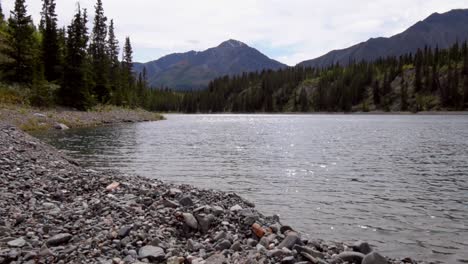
left=0, top=122, right=419, bottom=264
left=0, top=104, right=163, bottom=131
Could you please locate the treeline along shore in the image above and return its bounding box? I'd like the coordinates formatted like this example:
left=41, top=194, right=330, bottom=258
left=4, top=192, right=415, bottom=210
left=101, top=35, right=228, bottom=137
left=0, top=125, right=427, bottom=264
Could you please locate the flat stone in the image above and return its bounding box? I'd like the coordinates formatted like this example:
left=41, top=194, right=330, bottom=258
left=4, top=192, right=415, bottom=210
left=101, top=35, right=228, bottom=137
left=7, top=237, right=26, bottom=248
left=362, top=252, right=388, bottom=264
left=46, top=233, right=72, bottom=247
left=138, top=245, right=165, bottom=261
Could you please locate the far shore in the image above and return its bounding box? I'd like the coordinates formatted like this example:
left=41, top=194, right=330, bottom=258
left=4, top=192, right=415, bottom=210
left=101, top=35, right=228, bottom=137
left=0, top=104, right=164, bottom=131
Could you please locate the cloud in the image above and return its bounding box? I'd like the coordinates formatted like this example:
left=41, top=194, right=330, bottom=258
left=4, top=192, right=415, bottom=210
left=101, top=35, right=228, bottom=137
left=2, top=0, right=467, bottom=65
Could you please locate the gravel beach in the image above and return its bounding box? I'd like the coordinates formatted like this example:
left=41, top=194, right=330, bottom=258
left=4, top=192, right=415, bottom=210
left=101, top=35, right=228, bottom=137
left=0, top=122, right=419, bottom=264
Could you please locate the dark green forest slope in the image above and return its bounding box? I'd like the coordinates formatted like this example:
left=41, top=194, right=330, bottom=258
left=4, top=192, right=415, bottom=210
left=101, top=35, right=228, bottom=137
left=178, top=43, right=468, bottom=113
left=0, top=0, right=164, bottom=111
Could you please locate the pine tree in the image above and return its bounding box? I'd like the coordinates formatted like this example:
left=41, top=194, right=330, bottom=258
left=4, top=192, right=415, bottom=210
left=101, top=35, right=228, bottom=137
left=40, top=0, right=60, bottom=82
left=4, top=0, right=36, bottom=83
left=90, top=0, right=109, bottom=102
left=60, top=7, right=93, bottom=109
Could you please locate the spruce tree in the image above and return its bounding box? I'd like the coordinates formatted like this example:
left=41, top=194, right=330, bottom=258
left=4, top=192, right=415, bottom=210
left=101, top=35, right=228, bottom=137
left=121, top=36, right=134, bottom=105
left=107, top=19, right=119, bottom=98
left=5, top=0, right=36, bottom=83
left=40, top=0, right=60, bottom=82
left=60, top=7, right=93, bottom=109
left=90, top=0, right=109, bottom=102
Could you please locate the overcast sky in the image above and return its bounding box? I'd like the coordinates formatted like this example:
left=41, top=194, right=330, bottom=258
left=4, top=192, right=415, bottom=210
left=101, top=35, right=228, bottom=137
left=2, top=0, right=467, bottom=65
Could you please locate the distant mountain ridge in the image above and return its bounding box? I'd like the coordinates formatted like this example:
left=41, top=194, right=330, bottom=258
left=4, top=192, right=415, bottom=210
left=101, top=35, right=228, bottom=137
left=134, top=39, right=287, bottom=90
left=298, top=9, right=468, bottom=68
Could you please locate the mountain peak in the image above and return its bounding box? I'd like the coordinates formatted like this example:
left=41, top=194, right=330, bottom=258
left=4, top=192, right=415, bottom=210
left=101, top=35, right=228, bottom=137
left=298, top=8, right=468, bottom=68
left=218, top=39, right=248, bottom=48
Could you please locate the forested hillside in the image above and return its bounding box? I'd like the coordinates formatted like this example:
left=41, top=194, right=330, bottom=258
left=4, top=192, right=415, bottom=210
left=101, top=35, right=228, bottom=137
left=178, top=42, right=468, bottom=113
left=0, top=0, right=167, bottom=111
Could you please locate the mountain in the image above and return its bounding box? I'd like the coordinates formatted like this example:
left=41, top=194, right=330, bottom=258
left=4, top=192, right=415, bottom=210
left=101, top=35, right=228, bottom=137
left=134, top=39, right=287, bottom=90
left=298, top=9, right=468, bottom=68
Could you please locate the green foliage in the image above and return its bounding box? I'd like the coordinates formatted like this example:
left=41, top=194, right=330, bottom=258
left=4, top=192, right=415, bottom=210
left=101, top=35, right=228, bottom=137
left=40, top=0, right=61, bottom=82
left=59, top=7, right=94, bottom=110
left=90, top=0, right=110, bottom=103
left=3, top=0, right=37, bottom=83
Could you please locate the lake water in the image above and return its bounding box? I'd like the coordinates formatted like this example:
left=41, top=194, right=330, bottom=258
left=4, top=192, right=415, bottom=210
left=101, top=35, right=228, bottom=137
left=33, top=114, right=468, bottom=263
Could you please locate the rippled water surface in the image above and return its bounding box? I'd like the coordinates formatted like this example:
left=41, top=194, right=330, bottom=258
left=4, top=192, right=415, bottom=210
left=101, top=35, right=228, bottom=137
left=34, top=114, right=468, bottom=263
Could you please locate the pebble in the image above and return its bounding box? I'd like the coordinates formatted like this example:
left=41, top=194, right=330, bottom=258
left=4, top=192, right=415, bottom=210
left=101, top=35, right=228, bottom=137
left=7, top=237, right=26, bottom=248
left=46, top=233, right=72, bottom=247
left=182, top=213, right=198, bottom=230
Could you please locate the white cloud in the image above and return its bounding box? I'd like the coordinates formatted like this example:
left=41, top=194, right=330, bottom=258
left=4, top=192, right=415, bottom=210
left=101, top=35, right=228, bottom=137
left=2, top=0, right=467, bottom=65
